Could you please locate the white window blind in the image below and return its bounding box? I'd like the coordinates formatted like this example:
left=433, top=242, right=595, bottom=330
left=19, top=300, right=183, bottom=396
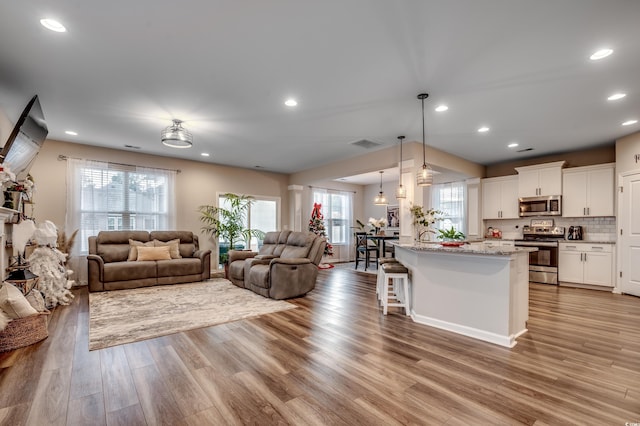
left=66, top=158, right=176, bottom=255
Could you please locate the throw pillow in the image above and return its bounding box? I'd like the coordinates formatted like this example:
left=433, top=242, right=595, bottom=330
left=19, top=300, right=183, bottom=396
left=136, top=246, right=172, bottom=261
left=0, top=309, right=9, bottom=332
left=26, top=290, right=47, bottom=313
left=153, top=239, right=182, bottom=259
left=0, top=282, right=39, bottom=319
left=127, top=239, right=154, bottom=261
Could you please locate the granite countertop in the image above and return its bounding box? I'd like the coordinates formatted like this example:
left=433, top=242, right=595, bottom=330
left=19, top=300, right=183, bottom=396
left=394, top=242, right=538, bottom=256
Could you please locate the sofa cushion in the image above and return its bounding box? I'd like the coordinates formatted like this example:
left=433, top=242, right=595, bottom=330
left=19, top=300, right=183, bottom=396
left=103, top=261, right=157, bottom=283
left=257, top=231, right=281, bottom=256
left=127, top=240, right=155, bottom=261
left=136, top=246, right=172, bottom=261
left=280, top=232, right=314, bottom=259
left=97, top=231, right=150, bottom=245
left=247, top=264, right=270, bottom=289
left=153, top=239, right=182, bottom=259
left=156, top=258, right=202, bottom=277
left=150, top=231, right=197, bottom=258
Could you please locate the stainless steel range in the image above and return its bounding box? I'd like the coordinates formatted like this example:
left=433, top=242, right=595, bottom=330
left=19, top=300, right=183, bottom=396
left=515, top=219, right=565, bottom=285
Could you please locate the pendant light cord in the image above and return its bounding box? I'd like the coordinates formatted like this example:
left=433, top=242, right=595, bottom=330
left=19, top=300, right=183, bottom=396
left=421, top=96, right=426, bottom=167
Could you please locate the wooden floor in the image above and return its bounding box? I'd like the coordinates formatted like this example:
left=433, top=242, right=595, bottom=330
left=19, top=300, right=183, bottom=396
left=1, top=268, right=639, bottom=425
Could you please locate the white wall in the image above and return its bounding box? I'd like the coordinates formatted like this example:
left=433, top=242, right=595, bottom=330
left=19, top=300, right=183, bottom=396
left=616, top=131, right=640, bottom=174
left=28, top=139, right=290, bottom=266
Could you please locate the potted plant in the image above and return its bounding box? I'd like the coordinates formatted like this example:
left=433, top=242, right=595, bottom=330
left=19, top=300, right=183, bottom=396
left=437, top=226, right=466, bottom=246
left=410, top=205, right=443, bottom=242
left=198, top=193, right=265, bottom=270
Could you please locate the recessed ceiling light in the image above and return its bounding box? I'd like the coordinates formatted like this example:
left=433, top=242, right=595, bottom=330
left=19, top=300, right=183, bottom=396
left=478, top=126, right=490, bottom=133
left=64, top=130, right=78, bottom=136
left=607, top=93, right=626, bottom=101
left=622, top=119, right=638, bottom=126
left=40, top=18, right=66, bottom=32
left=590, top=48, right=613, bottom=60
left=201, top=152, right=210, bottom=157
left=284, top=99, right=297, bottom=107
left=508, top=143, right=519, bottom=148
left=435, top=105, right=448, bottom=112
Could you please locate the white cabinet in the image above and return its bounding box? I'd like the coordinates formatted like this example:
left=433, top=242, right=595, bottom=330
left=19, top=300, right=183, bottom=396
left=558, top=242, right=614, bottom=287
left=515, top=161, right=565, bottom=197
left=562, top=163, right=615, bottom=217
left=482, top=176, right=519, bottom=219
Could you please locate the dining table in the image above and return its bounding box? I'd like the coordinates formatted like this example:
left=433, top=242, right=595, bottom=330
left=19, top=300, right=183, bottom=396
left=366, top=234, right=399, bottom=256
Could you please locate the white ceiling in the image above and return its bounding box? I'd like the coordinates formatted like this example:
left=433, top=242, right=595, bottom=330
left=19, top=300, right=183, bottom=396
left=1, top=1, right=639, bottom=175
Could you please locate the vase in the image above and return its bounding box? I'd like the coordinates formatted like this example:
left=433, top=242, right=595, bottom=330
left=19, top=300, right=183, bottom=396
left=374, top=227, right=380, bottom=235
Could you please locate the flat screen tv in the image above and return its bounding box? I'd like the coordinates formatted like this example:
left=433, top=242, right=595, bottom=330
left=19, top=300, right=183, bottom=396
left=0, top=95, right=48, bottom=182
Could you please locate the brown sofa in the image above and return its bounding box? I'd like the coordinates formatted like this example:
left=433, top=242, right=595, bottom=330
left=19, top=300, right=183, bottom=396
left=227, top=230, right=326, bottom=299
left=87, top=230, right=211, bottom=292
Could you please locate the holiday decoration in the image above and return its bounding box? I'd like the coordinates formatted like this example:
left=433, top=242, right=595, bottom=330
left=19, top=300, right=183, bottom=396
left=308, top=203, right=333, bottom=256
left=27, top=221, right=75, bottom=308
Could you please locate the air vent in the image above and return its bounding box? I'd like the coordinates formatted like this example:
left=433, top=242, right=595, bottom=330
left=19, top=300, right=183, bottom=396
left=517, top=147, right=534, bottom=153
left=350, top=139, right=381, bottom=149
left=124, top=144, right=141, bottom=149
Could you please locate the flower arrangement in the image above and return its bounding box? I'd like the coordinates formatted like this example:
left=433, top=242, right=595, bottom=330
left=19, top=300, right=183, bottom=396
left=3, top=174, right=36, bottom=201
left=368, top=217, right=388, bottom=229
left=410, top=204, right=443, bottom=242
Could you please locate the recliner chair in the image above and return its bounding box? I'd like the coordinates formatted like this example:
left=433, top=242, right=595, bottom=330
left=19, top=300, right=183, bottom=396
left=227, top=231, right=326, bottom=299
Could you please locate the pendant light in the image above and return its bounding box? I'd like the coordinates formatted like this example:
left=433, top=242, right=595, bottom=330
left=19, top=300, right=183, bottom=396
left=161, top=119, right=193, bottom=148
left=373, top=171, right=388, bottom=205
left=416, top=93, right=433, bottom=186
left=395, top=135, right=406, bottom=199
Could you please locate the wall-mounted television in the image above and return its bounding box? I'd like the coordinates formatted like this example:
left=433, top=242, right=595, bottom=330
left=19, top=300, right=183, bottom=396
left=0, top=95, right=48, bottom=182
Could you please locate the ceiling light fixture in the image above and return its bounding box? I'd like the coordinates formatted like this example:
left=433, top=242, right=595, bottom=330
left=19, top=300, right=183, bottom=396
left=478, top=126, right=490, bottom=133
left=374, top=171, right=388, bottom=205
left=622, top=119, right=638, bottom=126
left=201, top=152, right=210, bottom=157
left=416, top=93, right=433, bottom=187
left=435, top=105, right=448, bottom=112
left=395, top=136, right=406, bottom=199
left=65, top=130, right=78, bottom=136
left=508, top=142, right=519, bottom=148
left=590, top=48, right=613, bottom=60
left=40, top=18, right=66, bottom=32
left=284, top=99, right=297, bottom=107
left=607, top=93, right=626, bottom=101
left=161, top=119, right=193, bottom=148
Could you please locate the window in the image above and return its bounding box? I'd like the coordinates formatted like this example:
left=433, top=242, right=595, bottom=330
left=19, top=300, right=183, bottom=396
left=67, top=159, right=176, bottom=254
left=431, top=181, right=466, bottom=233
left=311, top=189, right=352, bottom=245
left=218, top=194, right=279, bottom=251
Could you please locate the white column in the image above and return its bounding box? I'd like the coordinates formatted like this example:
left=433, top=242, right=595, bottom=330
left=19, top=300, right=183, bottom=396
left=288, top=185, right=304, bottom=231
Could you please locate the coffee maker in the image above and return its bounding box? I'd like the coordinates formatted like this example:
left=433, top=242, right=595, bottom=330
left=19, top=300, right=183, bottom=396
left=567, top=225, right=583, bottom=240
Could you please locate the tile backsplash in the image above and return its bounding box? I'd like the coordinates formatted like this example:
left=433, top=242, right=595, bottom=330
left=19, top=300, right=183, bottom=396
left=484, top=217, right=617, bottom=241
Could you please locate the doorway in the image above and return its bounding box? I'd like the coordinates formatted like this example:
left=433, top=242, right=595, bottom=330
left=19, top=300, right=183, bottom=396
left=619, top=171, right=640, bottom=297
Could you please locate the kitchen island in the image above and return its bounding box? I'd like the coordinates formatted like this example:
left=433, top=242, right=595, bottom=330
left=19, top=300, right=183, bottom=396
left=394, top=243, right=537, bottom=348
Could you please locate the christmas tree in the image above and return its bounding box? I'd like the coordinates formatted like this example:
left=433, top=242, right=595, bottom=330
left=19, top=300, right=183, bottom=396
left=309, top=202, right=333, bottom=256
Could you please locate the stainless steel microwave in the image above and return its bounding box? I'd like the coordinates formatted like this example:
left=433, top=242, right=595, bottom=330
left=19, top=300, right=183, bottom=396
left=518, top=195, right=562, bottom=217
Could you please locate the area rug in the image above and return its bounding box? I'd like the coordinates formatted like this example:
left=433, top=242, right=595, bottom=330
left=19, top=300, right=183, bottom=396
left=89, top=279, right=296, bottom=350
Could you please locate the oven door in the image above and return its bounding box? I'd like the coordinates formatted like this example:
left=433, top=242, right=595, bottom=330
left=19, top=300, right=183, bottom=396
left=527, top=243, right=558, bottom=268
left=515, top=240, right=559, bottom=284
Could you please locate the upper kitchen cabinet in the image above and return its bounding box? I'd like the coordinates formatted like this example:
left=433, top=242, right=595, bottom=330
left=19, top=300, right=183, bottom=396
left=515, top=161, right=565, bottom=197
left=482, top=176, right=519, bottom=219
left=562, top=163, right=615, bottom=217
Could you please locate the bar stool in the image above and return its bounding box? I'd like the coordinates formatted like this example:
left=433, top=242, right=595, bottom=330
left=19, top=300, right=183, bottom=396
left=379, top=262, right=410, bottom=316
left=377, top=257, right=399, bottom=302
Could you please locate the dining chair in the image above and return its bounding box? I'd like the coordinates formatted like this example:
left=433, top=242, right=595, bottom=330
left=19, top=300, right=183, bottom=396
left=354, top=232, right=379, bottom=271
